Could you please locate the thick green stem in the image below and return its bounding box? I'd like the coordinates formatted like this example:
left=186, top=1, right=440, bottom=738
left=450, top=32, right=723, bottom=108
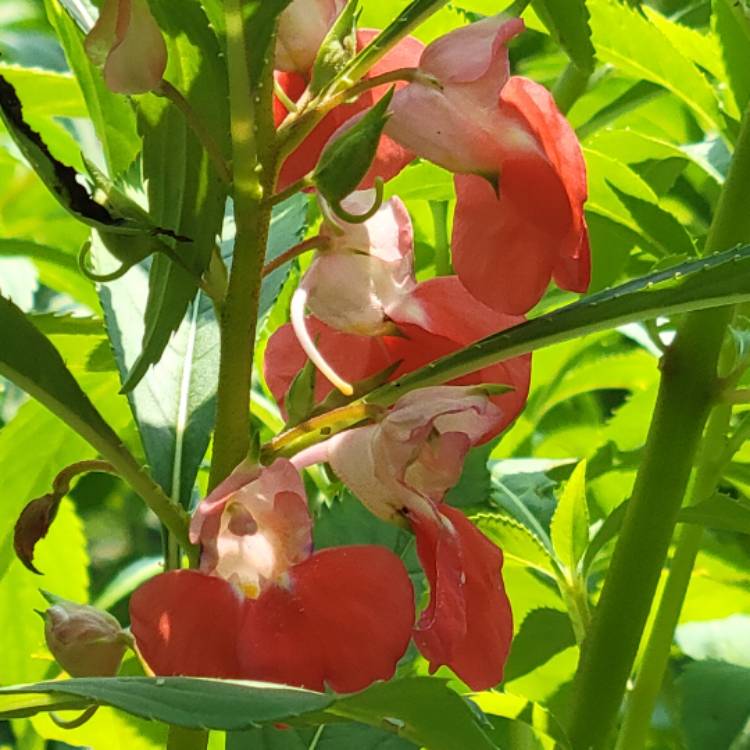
left=615, top=403, right=731, bottom=750
left=566, top=100, right=750, bottom=750
left=210, top=0, right=276, bottom=490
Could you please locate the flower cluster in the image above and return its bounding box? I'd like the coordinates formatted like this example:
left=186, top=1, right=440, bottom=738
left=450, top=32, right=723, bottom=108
left=89, top=0, right=590, bottom=694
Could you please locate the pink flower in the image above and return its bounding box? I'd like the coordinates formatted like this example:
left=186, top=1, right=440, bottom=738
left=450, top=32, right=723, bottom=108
left=84, top=0, right=167, bottom=94
left=294, top=387, right=513, bottom=689
left=265, top=275, right=531, bottom=436
left=383, top=15, right=590, bottom=314
left=275, top=30, right=423, bottom=190
left=130, top=460, right=414, bottom=692
left=275, top=0, right=348, bottom=73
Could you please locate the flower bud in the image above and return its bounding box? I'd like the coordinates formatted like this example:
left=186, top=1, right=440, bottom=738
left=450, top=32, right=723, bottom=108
left=85, top=0, right=167, bottom=94
left=43, top=596, right=129, bottom=677
left=275, top=0, right=347, bottom=73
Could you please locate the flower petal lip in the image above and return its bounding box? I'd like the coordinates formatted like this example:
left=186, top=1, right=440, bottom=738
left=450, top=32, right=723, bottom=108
left=238, top=546, right=415, bottom=692
left=130, top=570, right=245, bottom=678
left=411, top=504, right=513, bottom=690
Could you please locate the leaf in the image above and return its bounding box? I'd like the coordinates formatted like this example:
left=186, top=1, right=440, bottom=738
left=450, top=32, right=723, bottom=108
left=124, top=0, right=229, bottom=390
left=99, top=253, right=220, bottom=507
left=445, top=441, right=494, bottom=507
left=676, top=615, right=750, bottom=669
left=586, top=0, right=726, bottom=135
left=0, top=63, right=85, bottom=118
left=42, top=0, right=140, bottom=176
left=503, top=608, right=576, bottom=682
left=714, top=0, right=750, bottom=111
left=678, top=661, right=750, bottom=750
left=581, top=500, right=628, bottom=576
left=531, top=0, right=594, bottom=73
left=0, top=294, right=135, bottom=466
left=550, top=460, right=589, bottom=574
left=0, top=676, right=497, bottom=749
left=472, top=514, right=556, bottom=576
left=678, top=493, right=750, bottom=535
left=228, top=723, right=417, bottom=749
left=471, top=692, right=571, bottom=750
left=259, top=195, right=309, bottom=319
left=330, top=678, right=497, bottom=750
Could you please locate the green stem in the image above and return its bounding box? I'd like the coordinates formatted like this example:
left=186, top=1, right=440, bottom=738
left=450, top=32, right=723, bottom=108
left=615, top=403, right=731, bottom=750
left=552, top=63, right=591, bottom=115
left=561, top=577, right=592, bottom=645
left=166, top=726, right=208, bottom=750
left=566, top=99, right=750, bottom=750
left=209, top=0, right=276, bottom=490
left=429, top=200, right=452, bottom=275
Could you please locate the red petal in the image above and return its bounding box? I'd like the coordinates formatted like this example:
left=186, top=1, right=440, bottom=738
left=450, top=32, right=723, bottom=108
left=390, top=276, right=531, bottom=436
left=238, top=546, right=415, bottom=692
left=411, top=505, right=513, bottom=690
left=263, top=318, right=394, bottom=409
left=130, top=571, right=243, bottom=678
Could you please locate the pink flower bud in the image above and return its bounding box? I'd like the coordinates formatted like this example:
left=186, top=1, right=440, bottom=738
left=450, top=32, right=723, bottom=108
left=84, top=0, right=167, bottom=94
left=43, top=597, right=129, bottom=677
left=275, top=0, right=347, bottom=73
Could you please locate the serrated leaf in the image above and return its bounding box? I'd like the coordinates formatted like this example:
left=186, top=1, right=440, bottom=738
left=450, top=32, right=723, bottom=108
left=471, top=691, right=571, bottom=750
left=531, top=0, right=594, bottom=73
left=0, top=63, right=85, bottom=118
left=124, top=0, right=229, bottom=390
left=504, top=608, right=576, bottom=682
left=714, top=0, right=750, bottom=112
left=42, top=0, right=140, bottom=176
left=678, top=493, right=750, bottom=535
left=587, top=0, right=725, bottom=135
left=473, top=513, right=556, bottom=576
left=229, top=723, right=417, bottom=749
left=550, top=460, right=589, bottom=574
left=0, top=677, right=496, bottom=749
left=98, top=250, right=219, bottom=508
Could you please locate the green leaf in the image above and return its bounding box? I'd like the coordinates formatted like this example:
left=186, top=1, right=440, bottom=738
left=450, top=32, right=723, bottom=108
left=0, top=678, right=333, bottom=728
left=313, top=88, right=395, bottom=206
left=446, top=441, right=494, bottom=507
left=0, top=63, right=85, bottom=118
left=0, top=294, right=135, bottom=466
left=714, top=0, right=750, bottom=112
left=504, top=608, right=576, bottom=682
left=531, top=0, right=594, bottom=73
left=228, top=723, right=417, bottom=749
left=329, top=678, right=497, bottom=750
left=472, top=514, right=556, bottom=576
left=676, top=615, right=750, bottom=668
left=126, top=0, right=230, bottom=390
left=587, top=0, right=725, bottom=135
left=581, top=500, right=627, bottom=576
left=471, top=692, right=571, bottom=750
left=678, top=493, right=750, bottom=535
left=42, top=0, right=140, bottom=176
left=259, top=195, right=309, bottom=319
left=0, top=676, right=496, bottom=749
left=678, top=661, right=750, bottom=750
left=98, top=253, right=220, bottom=507
left=550, top=460, right=589, bottom=574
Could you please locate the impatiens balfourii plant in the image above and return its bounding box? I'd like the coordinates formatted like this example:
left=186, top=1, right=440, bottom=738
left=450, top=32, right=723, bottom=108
left=4, top=1, right=750, bottom=749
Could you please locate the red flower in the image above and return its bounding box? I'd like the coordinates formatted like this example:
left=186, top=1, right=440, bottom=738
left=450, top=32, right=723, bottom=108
left=383, top=15, right=590, bottom=314
left=275, top=30, right=423, bottom=191
left=294, top=386, right=514, bottom=689
left=265, top=275, right=531, bottom=437
left=130, top=461, right=414, bottom=692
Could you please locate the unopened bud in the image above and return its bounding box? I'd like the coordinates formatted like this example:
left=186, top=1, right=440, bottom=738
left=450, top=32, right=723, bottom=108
left=84, top=0, right=167, bottom=94
left=42, top=594, right=130, bottom=677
